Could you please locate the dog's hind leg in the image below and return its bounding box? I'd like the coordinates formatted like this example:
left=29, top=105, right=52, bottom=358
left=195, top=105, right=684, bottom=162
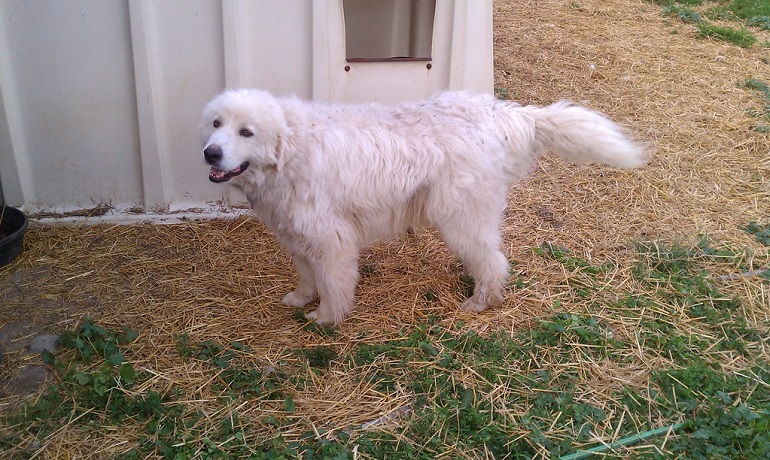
left=282, top=254, right=318, bottom=308
left=431, top=198, right=510, bottom=313
left=458, top=246, right=509, bottom=313
left=305, top=248, right=359, bottom=326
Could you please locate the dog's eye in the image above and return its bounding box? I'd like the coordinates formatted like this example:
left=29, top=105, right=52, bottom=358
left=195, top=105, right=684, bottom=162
left=213, top=120, right=221, bottom=128
left=240, top=128, right=253, bottom=138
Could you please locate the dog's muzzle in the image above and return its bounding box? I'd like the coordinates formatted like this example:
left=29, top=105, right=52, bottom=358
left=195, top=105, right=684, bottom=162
left=204, top=144, right=249, bottom=183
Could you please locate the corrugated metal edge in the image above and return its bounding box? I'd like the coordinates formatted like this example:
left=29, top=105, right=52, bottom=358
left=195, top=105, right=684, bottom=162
left=25, top=202, right=250, bottom=226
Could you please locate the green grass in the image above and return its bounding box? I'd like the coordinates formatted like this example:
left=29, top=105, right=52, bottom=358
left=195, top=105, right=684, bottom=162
left=3, top=228, right=769, bottom=458
left=656, top=0, right=770, bottom=46
left=718, top=0, right=770, bottom=24
left=658, top=2, right=770, bottom=129
left=739, top=78, right=770, bottom=132
left=663, top=4, right=704, bottom=23
left=494, top=86, right=510, bottom=100
left=744, top=221, right=770, bottom=246
left=697, top=22, right=758, bottom=47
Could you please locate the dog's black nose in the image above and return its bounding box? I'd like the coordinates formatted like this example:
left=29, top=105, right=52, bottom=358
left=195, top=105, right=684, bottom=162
left=203, top=145, right=223, bottom=165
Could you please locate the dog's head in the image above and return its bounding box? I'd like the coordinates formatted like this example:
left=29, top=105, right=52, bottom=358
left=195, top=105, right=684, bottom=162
left=200, top=89, right=290, bottom=183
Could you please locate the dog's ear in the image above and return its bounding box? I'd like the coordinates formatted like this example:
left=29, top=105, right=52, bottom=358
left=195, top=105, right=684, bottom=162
left=275, top=135, right=284, bottom=170
left=274, top=130, right=293, bottom=171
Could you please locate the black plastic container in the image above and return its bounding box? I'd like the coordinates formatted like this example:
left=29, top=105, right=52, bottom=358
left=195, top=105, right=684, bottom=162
left=0, top=206, right=28, bottom=268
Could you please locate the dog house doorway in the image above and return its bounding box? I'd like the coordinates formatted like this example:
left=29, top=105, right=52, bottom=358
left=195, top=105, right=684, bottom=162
left=343, top=0, right=436, bottom=61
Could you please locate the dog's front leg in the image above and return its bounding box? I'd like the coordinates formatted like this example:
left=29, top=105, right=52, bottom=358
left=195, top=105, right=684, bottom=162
left=305, top=248, right=359, bottom=326
left=281, top=254, right=318, bottom=308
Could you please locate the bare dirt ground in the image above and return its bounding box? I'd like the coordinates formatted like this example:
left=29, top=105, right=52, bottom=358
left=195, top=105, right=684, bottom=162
left=1, top=0, right=769, bottom=433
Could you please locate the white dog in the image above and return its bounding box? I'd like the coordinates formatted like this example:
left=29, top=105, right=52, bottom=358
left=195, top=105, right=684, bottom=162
left=200, top=90, right=647, bottom=325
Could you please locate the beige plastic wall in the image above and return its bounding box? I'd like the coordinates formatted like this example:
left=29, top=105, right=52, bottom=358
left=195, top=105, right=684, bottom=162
left=0, top=0, right=493, bottom=220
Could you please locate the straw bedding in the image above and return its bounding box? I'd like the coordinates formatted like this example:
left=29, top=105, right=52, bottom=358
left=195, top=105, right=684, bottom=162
left=1, top=0, right=769, bottom=456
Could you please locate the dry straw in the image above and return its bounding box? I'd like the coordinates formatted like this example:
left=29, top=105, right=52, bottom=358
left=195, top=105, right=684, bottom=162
left=1, top=0, right=770, bottom=457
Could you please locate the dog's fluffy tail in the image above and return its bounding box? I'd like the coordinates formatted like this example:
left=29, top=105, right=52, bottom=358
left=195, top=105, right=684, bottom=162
left=524, top=101, right=649, bottom=169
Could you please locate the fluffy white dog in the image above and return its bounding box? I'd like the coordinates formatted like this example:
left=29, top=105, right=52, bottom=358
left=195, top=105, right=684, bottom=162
left=200, top=90, right=647, bottom=325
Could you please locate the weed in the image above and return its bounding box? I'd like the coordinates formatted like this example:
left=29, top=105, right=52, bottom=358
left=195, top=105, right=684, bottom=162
left=177, top=336, right=290, bottom=400
left=633, top=238, right=763, bottom=356
left=652, top=361, right=770, bottom=458
left=650, top=0, right=704, bottom=6
left=697, top=23, right=757, bottom=47
left=739, top=78, right=770, bottom=131
left=344, top=318, right=635, bottom=457
left=422, top=288, right=439, bottom=302
left=521, top=311, right=624, bottom=361
left=723, top=0, right=770, bottom=21
left=743, top=221, right=770, bottom=245
left=6, top=319, right=147, bottom=445
left=296, top=346, right=338, bottom=369
left=568, top=1, right=585, bottom=11
left=743, top=77, right=770, bottom=95
left=536, top=241, right=610, bottom=275
left=177, top=334, right=254, bottom=370
left=456, top=273, right=475, bottom=299
left=664, top=5, right=704, bottom=23
left=58, top=317, right=138, bottom=365
left=749, top=16, right=770, bottom=30
left=4, top=229, right=770, bottom=458
left=654, top=0, right=769, bottom=48
left=359, top=262, right=377, bottom=277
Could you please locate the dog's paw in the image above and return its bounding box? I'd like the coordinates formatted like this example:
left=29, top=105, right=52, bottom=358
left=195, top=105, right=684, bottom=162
left=306, top=309, right=338, bottom=327
left=460, top=297, right=490, bottom=313
left=281, top=290, right=317, bottom=308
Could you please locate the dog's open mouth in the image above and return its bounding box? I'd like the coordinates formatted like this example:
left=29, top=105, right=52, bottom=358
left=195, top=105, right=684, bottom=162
left=209, top=162, right=249, bottom=183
